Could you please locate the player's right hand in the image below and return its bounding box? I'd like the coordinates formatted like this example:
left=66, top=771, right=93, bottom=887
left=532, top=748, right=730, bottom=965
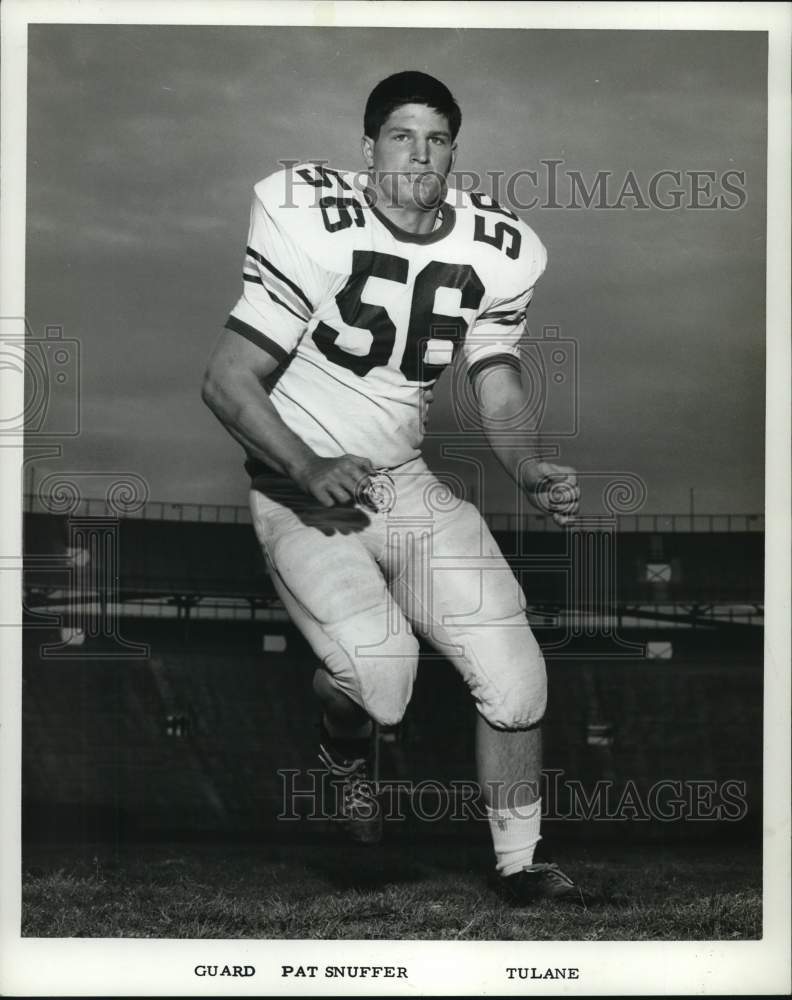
left=292, top=454, right=375, bottom=507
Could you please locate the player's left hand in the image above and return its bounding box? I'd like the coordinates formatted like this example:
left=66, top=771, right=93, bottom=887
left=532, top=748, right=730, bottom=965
left=520, top=461, right=580, bottom=527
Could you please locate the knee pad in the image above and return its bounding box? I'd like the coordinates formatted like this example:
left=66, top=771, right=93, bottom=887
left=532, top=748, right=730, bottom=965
left=323, top=606, right=420, bottom=727
left=456, top=614, right=547, bottom=730
left=261, top=527, right=420, bottom=726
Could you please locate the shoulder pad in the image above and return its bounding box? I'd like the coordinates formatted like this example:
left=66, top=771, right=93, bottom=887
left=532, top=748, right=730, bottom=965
left=254, top=163, right=369, bottom=274
left=449, top=187, right=547, bottom=296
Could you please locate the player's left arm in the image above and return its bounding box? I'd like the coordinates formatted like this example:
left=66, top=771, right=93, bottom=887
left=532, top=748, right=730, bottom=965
left=472, top=360, right=580, bottom=527
left=462, top=218, right=579, bottom=525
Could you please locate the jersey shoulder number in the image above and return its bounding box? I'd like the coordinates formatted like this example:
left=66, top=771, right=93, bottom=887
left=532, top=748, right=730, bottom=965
left=255, top=163, right=369, bottom=273
left=451, top=188, right=547, bottom=297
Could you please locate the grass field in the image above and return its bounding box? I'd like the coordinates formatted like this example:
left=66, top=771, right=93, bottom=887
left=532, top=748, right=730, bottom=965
left=22, top=839, right=761, bottom=940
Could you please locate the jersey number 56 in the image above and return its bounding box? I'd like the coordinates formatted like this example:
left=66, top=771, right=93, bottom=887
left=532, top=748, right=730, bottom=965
left=312, top=251, right=485, bottom=383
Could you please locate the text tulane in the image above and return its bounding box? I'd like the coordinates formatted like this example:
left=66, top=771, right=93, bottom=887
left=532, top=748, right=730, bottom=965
left=507, top=966, right=580, bottom=980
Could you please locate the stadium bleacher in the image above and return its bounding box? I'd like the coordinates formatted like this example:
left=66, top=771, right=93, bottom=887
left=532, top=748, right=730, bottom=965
left=20, top=502, right=764, bottom=842
left=21, top=621, right=762, bottom=841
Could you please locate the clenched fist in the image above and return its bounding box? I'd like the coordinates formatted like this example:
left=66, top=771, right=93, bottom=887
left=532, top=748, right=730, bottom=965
left=292, top=453, right=375, bottom=508
left=521, top=461, right=580, bottom=527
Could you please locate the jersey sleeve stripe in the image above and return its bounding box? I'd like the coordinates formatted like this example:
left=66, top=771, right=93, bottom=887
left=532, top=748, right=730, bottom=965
left=478, top=312, right=526, bottom=327
left=242, top=274, right=308, bottom=322
left=478, top=307, right=525, bottom=321
left=224, top=315, right=291, bottom=366
left=478, top=288, right=534, bottom=323
left=245, top=245, right=314, bottom=312
left=244, top=266, right=311, bottom=321
left=467, top=353, right=522, bottom=385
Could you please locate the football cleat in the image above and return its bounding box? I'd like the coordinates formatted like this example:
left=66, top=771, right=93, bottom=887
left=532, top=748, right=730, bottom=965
left=495, top=863, right=589, bottom=907
left=318, top=740, right=382, bottom=845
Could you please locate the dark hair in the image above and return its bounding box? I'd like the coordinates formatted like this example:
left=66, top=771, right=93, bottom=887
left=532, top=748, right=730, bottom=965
left=364, top=71, right=461, bottom=141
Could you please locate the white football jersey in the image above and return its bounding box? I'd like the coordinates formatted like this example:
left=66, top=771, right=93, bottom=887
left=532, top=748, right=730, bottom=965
left=227, top=162, right=547, bottom=471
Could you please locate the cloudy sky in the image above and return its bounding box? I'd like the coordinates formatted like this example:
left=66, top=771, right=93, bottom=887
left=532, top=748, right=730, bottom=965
left=25, top=25, right=767, bottom=514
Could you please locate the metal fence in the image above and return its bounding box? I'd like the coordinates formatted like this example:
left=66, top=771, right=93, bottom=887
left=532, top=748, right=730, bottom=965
left=486, top=512, right=765, bottom=534
left=22, top=493, right=764, bottom=533
left=23, top=494, right=253, bottom=524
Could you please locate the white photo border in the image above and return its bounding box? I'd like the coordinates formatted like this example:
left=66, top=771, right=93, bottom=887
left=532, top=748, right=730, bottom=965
left=1, top=1, right=789, bottom=996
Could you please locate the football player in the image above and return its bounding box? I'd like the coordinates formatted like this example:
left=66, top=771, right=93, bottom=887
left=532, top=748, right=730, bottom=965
left=202, top=71, right=584, bottom=905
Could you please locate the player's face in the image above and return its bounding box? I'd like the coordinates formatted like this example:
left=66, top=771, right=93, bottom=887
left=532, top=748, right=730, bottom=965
left=362, top=103, right=457, bottom=213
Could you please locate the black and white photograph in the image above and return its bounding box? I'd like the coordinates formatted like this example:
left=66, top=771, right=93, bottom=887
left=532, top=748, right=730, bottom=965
left=1, top=1, right=789, bottom=996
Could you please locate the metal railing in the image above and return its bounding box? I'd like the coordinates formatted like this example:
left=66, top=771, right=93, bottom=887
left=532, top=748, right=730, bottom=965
left=23, top=494, right=254, bottom=524
left=24, top=595, right=763, bottom=627
left=22, top=493, right=764, bottom=533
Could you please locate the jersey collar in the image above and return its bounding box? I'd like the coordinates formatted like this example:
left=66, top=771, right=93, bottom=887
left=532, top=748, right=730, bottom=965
left=362, top=185, right=456, bottom=245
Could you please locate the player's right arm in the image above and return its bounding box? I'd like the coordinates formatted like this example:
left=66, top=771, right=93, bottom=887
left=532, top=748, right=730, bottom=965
left=202, top=173, right=374, bottom=507
left=201, top=333, right=373, bottom=507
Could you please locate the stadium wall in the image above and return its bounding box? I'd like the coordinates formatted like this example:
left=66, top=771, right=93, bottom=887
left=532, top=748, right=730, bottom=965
left=23, top=512, right=764, bottom=606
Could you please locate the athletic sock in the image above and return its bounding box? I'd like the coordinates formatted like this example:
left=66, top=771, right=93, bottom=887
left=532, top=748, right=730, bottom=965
left=486, top=798, right=543, bottom=877
left=320, top=716, right=373, bottom=763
